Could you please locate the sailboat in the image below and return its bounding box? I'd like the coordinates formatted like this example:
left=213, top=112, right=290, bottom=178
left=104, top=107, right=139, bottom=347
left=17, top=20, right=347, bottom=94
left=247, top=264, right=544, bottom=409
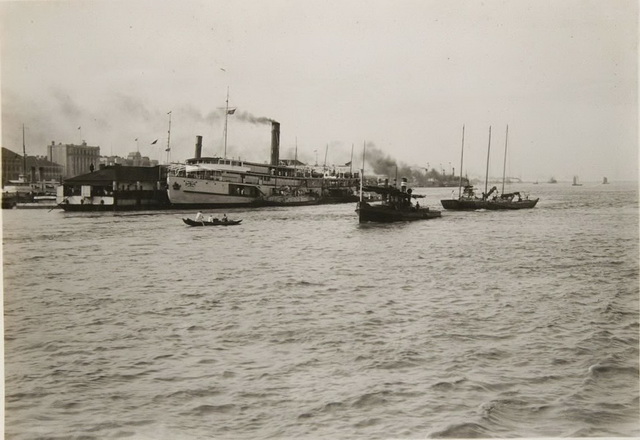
left=572, top=176, right=582, bottom=186
left=440, top=125, right=487, bottom=210
left=441, top=125, right=539, bottom=210
left=602, top=177, right=609, bottom=184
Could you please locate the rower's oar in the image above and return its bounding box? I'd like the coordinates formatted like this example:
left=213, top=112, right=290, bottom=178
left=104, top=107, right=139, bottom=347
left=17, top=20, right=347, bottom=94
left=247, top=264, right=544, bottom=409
left=48, top=198, right=67, bottom=212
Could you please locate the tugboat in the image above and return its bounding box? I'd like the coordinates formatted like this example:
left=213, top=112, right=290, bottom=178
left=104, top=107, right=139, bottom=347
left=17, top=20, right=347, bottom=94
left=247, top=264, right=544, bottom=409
left=356, top=177, right=441, bottom=223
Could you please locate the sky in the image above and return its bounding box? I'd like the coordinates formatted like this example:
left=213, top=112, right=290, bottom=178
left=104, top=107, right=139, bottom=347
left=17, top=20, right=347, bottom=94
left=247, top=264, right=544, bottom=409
left=1, top=0, right=637, bottom=182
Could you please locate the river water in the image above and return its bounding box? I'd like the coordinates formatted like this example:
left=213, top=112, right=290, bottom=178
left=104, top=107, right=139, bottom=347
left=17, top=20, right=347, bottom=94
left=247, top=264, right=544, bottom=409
left=3, top=182, right=639, bottom=439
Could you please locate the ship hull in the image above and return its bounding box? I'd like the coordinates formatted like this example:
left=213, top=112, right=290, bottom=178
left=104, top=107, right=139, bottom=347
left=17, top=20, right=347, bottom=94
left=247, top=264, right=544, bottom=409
left=182, top=218, right=242, bottom=226
left=58, top=191, right=171, bottom=211
left=441, top=199, right=488, bottom=210
left=356, top=201, right=442, bottom=223
left=441, top=198, right=539, bottom=210
left=167, top=175, right=357, bottom=208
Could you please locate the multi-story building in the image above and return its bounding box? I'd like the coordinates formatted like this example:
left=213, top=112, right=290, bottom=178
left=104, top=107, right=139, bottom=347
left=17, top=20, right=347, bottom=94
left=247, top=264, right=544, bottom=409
left=2, top=147, right=64, bottom=186
left=47, top=141, right=100, bottom=178
left=100, top=152, right=158, bottom=168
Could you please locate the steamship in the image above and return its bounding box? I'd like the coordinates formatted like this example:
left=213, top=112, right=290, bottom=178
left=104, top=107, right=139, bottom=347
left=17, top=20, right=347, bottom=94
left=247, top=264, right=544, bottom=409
left=166, top=121, right=360, bottom=208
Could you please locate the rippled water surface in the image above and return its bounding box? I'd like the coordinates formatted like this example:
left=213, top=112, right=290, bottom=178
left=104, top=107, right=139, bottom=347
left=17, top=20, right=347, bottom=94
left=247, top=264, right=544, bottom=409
left=3, top=183, right=639, bottom=439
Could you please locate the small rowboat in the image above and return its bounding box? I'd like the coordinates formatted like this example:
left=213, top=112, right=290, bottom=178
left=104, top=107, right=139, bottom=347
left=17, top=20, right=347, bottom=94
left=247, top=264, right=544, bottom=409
left=182, top=218, right=242, bottom=227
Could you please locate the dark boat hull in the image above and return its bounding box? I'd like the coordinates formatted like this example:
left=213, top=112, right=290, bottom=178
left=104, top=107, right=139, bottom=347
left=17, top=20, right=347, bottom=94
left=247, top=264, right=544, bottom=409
left=182, top=218, right=242, bottom=226
left=356, top=202, right=441, bottom=223
left=441, top=198, right=539, bottom=210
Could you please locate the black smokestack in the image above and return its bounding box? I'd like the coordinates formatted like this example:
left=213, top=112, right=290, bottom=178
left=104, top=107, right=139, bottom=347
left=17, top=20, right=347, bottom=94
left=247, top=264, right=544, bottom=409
left=270, top=122, right=280, bottom=166
left=195, top=135, right=203, bottom=159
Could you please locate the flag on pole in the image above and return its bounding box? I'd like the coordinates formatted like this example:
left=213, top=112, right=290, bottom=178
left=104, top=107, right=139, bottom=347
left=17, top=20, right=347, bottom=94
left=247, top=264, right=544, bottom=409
left=151, top=139, right=158, bottom=145
left=227, top=108, right=236, bottom=115
left=165, top=147, right=171, bottom=152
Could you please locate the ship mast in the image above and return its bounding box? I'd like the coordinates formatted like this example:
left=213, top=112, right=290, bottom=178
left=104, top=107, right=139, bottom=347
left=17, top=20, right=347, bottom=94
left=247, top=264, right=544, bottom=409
left=324, top=144, right=328, bottom=170
left=22, top=124, right=27, bottom=181
left=501, top=124, right=509, bottom=195
left=458, top=124, right=465, bottom=198
left=294, top=137, right=298, bottom=175
left=484, top=126, right=492, bottom=200
left=166, top=111, right=172, bottom=165
left=224, top=87, right=229, bottom=158
left=349, top=143, right=354, bottom=176
left=360, top=141, right=366, bottom=202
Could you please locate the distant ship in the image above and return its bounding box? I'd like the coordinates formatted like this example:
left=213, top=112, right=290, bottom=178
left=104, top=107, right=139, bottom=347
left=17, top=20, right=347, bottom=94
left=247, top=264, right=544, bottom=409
left=572, top=176, right=582, bottom=186
left=441, top=125, right=538, bottom=210
left=548, top=177, right=557, bottom=184
left=602, top=177, right=609, bottom=184
left=167, top=122, right=359, bottom=208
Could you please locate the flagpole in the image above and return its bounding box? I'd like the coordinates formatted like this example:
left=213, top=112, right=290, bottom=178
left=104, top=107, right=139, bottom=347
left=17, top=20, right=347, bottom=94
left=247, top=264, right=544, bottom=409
left=166, top=111, right=172, bottom=165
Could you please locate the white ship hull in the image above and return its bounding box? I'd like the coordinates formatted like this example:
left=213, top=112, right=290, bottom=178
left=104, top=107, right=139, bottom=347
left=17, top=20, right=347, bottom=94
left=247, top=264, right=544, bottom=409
left=167, top=175, right=323, bottom=207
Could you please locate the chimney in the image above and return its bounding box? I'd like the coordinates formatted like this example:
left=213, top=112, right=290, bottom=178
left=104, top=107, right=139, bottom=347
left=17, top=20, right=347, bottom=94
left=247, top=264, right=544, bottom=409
left=194, top=135, right=203, bottom=159
left=401, top=177, right=407, bottom=192
left=270, top=121, right=280, bottom=166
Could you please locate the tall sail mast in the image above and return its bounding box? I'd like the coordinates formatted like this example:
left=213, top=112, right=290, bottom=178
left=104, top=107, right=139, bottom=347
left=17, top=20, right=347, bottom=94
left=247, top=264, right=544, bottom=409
left=501, top=125, right=509, bottom=195
left=458, top=124, right=465, bottom=198
left=484, top=126, right=492, bottom=199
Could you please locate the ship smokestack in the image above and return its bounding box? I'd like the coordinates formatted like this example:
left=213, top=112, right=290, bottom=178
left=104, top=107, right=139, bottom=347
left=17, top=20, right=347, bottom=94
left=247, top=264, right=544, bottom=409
left=270, top=121, right=280, bottom=166
left=401, top=177, right=407, bottom=192
left=195, top=135, right=203, bottom=159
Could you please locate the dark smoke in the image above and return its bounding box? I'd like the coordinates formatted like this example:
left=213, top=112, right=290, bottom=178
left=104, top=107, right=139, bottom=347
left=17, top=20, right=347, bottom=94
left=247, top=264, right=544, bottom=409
left=365, top=144, right=430, bottom=186
left=232, top=110, right=275, bottom=125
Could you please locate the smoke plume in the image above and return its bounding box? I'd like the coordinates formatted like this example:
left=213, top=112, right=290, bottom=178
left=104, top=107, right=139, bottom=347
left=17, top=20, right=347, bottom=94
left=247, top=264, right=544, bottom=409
left=233, top=110, right=275, bottom=125
left=365, top=143, right=431, bottom=186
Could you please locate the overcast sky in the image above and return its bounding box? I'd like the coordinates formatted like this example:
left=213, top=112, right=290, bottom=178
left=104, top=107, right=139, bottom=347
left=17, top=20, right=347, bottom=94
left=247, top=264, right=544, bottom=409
left=1, top=0, right=637, bottom=181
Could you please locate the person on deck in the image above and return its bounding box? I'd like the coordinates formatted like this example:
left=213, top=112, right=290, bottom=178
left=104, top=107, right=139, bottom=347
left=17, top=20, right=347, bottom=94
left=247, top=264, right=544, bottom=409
left=222, top=213, right=228, bottom=223
left=208, top=214, right=214, bottom=222
left=194, top=211, right=204, bottom=222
